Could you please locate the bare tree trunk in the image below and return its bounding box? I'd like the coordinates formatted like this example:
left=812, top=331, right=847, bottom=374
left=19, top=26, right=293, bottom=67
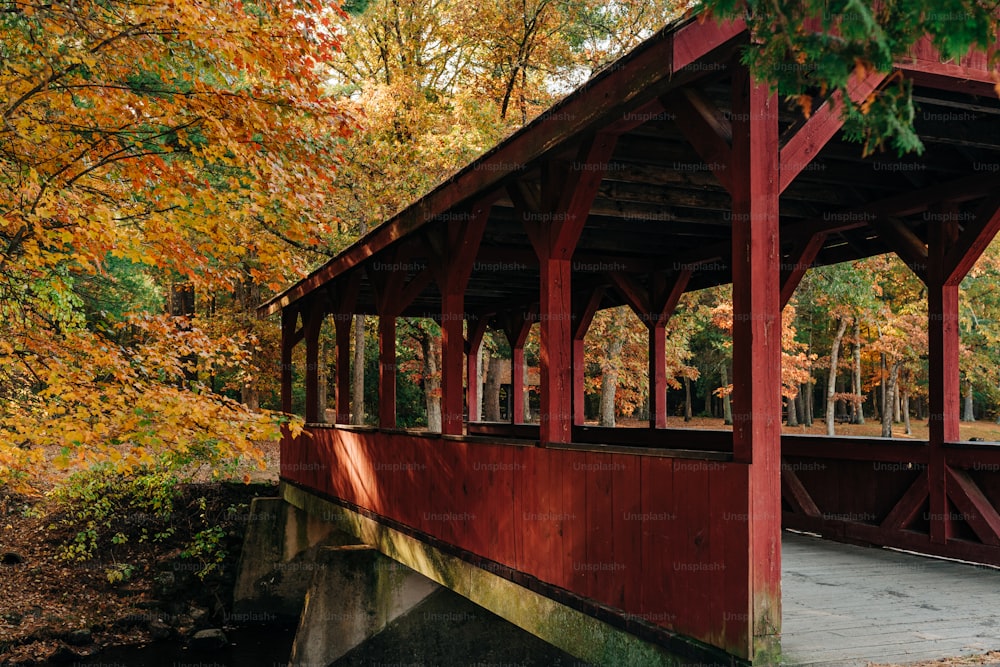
left=421, top=331, right=442, bottom=432
left=894, top=378, right=902, bottom=423
left=803, top=381, right=813, bottom=426
left=836, top=375, right=848, bottom=421
left=703, top=383, right=712, bottom=417
left=880, top=352, right=887, bottom=424
left=962, top=380, right=975, bottom=422
left=787, top=390, right=799, bottom=426
left=683, top=376, right=693, bottom=422
left=722, top=365, right=733, bottom=426
left=902, top=389, right=911, bottom=435
left=483, top=353, right=502, bottom=421
left=826, top=317, right=849, bottom=436
left=852, top=320, right=864, bottom=424
left=241, top=385, right=260, bottom=412
left=600, top=338, right=623, bottom=426
left=352, top=314, right=366, bottom=425
left=881, top=361, right=899, bottom=438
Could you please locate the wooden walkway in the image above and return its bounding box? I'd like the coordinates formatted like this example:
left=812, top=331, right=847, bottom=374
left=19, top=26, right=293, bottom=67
left=782, top=531, right=1000, bottom=666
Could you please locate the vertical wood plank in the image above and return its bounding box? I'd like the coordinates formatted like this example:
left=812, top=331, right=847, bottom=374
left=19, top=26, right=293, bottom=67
left=612, top=453, right=642, bottom=612
left=640, top=455, right=674, bottom=623
left=440, top=291, right=465, bottom=435
left=378, top=314, right=397, bottom=428
left=673, top=459, right=713, bottom=640
left=562, top=449, right=588, bottom=592
left=714, top=463, right=751, bottom=656
left=587, top=452, right=616, bottom=604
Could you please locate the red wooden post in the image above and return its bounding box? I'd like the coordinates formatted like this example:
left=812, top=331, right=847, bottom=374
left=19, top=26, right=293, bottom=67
left=651, top=270, right=690, bottom=428
left=730, top=65, right=782, bottom=652
left=538, top=256, right=574, bottom=443
left=378, top=314, right=396, bottom=428
left=280, top=307, right=297, bottom=415
left=466, top=316, right=489, bottom=423
left=524, top=135, right=617, bottom=444
left=650, top=324, right=667, bottom=428
left=512, top=347, right=525, bottom=424
left=572, top=337, right=586, bottom=426
left=303, top=302, right=324, bottom=423
left=927, top=205, right=961, bottom=543
left=334, top=314, right=352, bottom=423
left=437, top=207, right=489, bottom=435
left=440, top=291, right=465, bottom=434
left=573, top=289, right=604, bottom=426
left=370, top=250, right=412, bottom=430
left=503, top=309, right=534, bottom=425
left=467, top=336, right=481, bottom=423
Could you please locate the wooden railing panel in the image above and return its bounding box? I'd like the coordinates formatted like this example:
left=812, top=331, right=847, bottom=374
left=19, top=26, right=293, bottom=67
left=282, top=426, right=755, bottom=657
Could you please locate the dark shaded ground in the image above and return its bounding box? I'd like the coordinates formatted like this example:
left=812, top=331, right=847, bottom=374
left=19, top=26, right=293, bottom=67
left=0, top=482, right=277, bottom=665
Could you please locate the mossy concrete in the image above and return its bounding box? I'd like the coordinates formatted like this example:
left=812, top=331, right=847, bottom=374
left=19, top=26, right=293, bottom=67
left=232, top=496, right=359, bottom=621
left=282, top=482, right=746, bottom=667
left=290, top=545, right=439, bottom=667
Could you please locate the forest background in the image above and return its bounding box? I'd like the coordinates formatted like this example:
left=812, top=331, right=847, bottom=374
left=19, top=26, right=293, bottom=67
left=3, top=0, right=1000, bottom=497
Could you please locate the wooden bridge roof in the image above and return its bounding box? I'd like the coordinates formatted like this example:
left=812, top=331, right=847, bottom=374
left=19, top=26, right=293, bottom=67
left=260, top=15, right=1000, bottom=320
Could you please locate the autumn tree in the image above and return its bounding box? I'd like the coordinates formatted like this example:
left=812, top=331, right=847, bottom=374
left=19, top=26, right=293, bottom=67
left=0, top=0, right=351, bottom=489
left=705, top=0, right=1000, bottom=156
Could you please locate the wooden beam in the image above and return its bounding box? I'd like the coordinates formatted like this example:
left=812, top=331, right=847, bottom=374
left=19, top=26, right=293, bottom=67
left=369, top=249, right=409, bottom=317
left=879, top=473, right=929, bottom=531
left=378, top=314, right=396, bottom=429
left=656, top=268, right=693, bottom=321
left=927, top=207, right=961, bottom=544
left=603, top=97, right=670, bottom=135
left=399, top=267, right=435, bottom=314
left=573, top=288, right=606, bottom=341
left=664, top=88, right=734, bottom=194
left=649, top=324, right=667, bottom=429
left=430, top=203, right=492, bottom=435
left=672, top=16, right=747, bottom=71
left=440, top=291, right=464, bottom=435
left=946, top=467, right=1000, bottom=547
left=944, top=192, right=1000, bottom=286
left=499, top=308, right=535, bottom=426
left=606, top=271, right=650, bottom=320
left=551, top=133, right=620, bottom=256
left=572, top=288, right=606, bottom=426
left=779, top=70, right=888, bottom=193
left=896, top=36, right=998, bottom=96
left=528, top=135, right=618, bottom=445
left=780, top=462, right=822, bottom=518
left=869, top=216, right=928, bottom=284
left=465, top=315, right=491, bottom=424
left=780, top=233, right=827, bottom=308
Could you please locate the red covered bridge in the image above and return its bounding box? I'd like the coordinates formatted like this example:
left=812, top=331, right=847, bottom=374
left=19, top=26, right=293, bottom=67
left=260, top=15, right=1000, bottom=666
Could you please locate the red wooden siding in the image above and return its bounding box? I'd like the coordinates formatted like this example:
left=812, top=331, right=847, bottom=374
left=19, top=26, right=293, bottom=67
left=282, top=426, right=754, bottom=657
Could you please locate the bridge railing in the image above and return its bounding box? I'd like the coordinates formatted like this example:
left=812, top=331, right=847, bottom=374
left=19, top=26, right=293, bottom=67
left=281, top=423, right=754, bottom=658
left=780, top=434, right=1000, bottom=566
